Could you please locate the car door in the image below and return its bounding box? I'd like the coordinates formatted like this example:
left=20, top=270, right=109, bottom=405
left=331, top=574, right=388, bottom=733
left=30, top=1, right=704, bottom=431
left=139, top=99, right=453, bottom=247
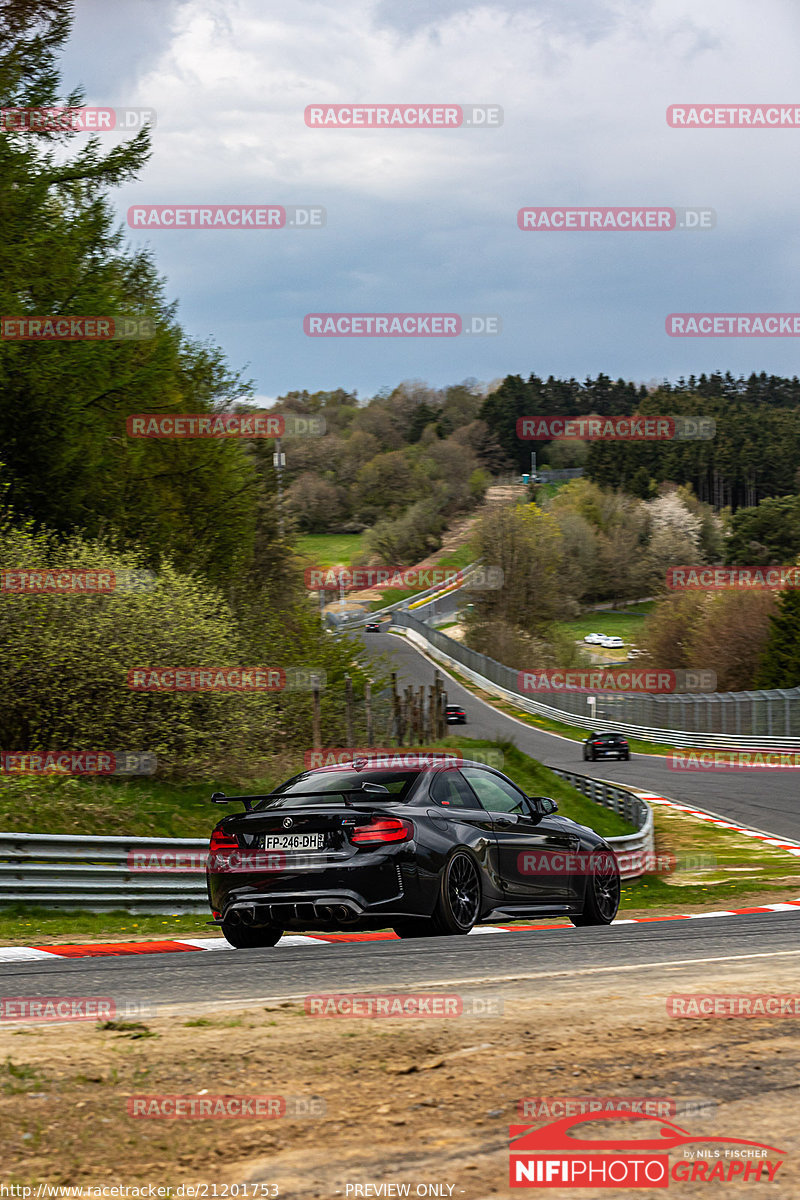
left=459, top=767, right=580, bottom=901
left=427, top=768, right=504, bottom=904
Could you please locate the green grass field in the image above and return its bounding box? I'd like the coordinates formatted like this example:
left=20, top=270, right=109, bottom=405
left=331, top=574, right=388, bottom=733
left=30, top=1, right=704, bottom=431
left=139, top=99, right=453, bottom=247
left=556, top=601, right=654, bottom=645
left=0, top=771, right=290, bottom=839
left=294, top=533, right=365, bottom=567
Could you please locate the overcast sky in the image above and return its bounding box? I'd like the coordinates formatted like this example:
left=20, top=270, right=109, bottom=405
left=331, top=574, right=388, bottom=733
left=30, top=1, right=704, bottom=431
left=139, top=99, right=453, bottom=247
left=61, top=0, right=800, bottom=403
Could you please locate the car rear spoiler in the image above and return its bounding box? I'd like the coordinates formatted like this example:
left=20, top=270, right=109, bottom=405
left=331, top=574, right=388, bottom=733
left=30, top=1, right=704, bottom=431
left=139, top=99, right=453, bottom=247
left=211, top=785, right=390, bottom=812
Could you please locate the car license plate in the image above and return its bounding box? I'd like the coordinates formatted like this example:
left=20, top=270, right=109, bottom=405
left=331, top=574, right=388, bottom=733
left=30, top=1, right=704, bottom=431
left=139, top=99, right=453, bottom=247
left=262, top=833, right=325, bottom=851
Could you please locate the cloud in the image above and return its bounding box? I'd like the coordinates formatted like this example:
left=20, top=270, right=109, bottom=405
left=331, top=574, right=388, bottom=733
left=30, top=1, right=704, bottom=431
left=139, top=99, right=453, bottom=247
left=62, top=0, right=800, bottom=394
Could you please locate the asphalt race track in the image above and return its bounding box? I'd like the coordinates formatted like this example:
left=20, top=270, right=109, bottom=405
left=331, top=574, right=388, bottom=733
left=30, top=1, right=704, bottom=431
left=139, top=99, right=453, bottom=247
left=362, top=631, right=800, bottom=842
left=1, top=912, right=798, bottom=1012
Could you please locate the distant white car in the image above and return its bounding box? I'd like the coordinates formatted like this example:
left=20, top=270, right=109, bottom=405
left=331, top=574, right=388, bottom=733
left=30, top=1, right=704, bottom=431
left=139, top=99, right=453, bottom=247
left=600, top=635, right=625, bottom=649
left=583, top=633, right=604, bottom=644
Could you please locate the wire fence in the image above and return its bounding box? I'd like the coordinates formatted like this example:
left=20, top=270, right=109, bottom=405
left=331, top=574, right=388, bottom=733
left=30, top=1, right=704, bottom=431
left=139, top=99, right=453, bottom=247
left=393, top=611, right=800, bottom=746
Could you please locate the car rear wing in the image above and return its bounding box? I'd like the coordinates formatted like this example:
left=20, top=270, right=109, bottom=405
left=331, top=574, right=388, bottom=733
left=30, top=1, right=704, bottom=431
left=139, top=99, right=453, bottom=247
left=211, top=784, right=390, bottom=812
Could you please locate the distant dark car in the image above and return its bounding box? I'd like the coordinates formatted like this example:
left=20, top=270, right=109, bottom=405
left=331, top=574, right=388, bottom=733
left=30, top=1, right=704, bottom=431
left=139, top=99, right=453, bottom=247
left=583, top=732, right=630, bottom=761
left=445, top=704, right=467, bottom=724
left=206, top=760, right=620, bottom=947
left=364, top=623, right=382, bottom=633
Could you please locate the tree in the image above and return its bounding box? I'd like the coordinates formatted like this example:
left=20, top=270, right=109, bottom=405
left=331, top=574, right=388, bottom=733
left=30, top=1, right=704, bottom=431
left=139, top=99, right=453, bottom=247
left=725, top=496, right=800, bottom=565
left=755, top=589, right=800, bottom=688
left=687, top=591, right=776, bottom=691
left=0, top=0, right=260, bottom=587
left=466, top=502, right=568, bottom=634
left=285, top=474, right=345, bottom=533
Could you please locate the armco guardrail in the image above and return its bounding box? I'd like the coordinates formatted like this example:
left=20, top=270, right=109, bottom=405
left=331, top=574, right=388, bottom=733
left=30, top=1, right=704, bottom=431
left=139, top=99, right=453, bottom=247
left=0, top=832, right=209, bottom=913
left=394, top=612, right=800, bottom=748
left=326, top=563, right=483, bottom=630
left=0, top=774, right=654, bottom=911
left=550, top=769, right=654, bottom=881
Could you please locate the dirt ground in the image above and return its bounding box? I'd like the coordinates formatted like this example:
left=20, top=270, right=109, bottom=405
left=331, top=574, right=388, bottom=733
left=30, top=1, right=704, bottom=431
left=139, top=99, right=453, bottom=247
left=2, top=953, right=799, bottom=1198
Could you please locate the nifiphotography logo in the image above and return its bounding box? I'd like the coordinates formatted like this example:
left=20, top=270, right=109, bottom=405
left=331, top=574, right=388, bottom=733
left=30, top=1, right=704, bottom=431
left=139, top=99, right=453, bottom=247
left=509, top=1111, right=785, bottom=1187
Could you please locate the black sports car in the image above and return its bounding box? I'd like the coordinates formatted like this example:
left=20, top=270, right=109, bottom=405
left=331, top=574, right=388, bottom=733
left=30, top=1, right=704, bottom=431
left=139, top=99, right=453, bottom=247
left=445, top=704, right=467, bottom=724
left=582, top=732, right=630, bottom=761
left=206, top=760, right=621, bottom=947
left=364, top=623, right=382, bottom=633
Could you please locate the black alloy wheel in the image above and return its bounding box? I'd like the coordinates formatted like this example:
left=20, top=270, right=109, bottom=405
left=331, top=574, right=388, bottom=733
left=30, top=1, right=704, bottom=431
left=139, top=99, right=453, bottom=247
left=570, top=850, right=620, bottom=926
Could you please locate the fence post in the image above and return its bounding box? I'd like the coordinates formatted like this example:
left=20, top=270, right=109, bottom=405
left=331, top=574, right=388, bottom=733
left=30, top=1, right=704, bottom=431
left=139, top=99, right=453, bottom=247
left=344, top=674, right=355, bottom=747
left=365, top=680, right=373, bottom=748
left=311, top=674, right=322, bottom=750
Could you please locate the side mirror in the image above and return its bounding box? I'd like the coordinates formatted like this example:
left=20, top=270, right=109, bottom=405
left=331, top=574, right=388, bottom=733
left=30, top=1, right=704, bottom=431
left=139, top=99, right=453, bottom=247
left=531, top=796, right=558, bottom=815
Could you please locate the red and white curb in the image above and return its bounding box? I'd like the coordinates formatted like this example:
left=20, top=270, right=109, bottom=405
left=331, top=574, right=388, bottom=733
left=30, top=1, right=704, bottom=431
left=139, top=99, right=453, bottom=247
left=630, top=790, right=800, bottom=856
left=2, top=903, right=800, bottom=963
left=3, top=792, right=799, bottom=964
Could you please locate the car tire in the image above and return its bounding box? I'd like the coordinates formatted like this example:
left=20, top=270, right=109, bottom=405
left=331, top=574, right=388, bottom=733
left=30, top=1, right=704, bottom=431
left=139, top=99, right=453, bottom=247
left=570, top=850, right=620, bottom=926
left=624, top=752, right=630, bottom=761
left=431, top=850, right=482, bottom=935
left=221, top=921, right=283, bottom=948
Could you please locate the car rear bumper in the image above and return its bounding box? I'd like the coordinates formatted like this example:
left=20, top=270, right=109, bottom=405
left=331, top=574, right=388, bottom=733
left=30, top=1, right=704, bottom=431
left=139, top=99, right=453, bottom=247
left=208, top=848, right=430, bottom=929
left=217, top=888, right=412, bottom=931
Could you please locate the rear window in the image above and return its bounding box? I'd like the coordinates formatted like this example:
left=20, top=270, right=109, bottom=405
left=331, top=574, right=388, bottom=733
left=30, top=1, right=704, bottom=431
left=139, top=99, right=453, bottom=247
left=254, top=769, right=420, bottom=808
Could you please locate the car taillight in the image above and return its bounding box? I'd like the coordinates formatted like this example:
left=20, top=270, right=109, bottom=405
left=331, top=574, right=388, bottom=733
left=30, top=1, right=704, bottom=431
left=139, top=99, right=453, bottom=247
left=593, top=741, right=603, bottom=746
left=209, top=827, right=238, bottom=853
left=350, top=817, right=413, bottom=845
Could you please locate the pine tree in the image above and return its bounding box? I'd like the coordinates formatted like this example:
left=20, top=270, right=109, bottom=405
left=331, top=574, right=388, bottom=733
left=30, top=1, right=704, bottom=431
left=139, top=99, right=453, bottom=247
left=754, top=589, right=800, bottom=688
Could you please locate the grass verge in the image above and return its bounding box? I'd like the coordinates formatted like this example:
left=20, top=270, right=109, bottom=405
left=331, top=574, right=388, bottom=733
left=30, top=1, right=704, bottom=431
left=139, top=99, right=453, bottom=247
left=293, top=533, right=365, bottom=567
left=618, top=800, right=800, bottom=912
left=0, top=908, right=212, bottom=945
left=555, top=601, right=654, bottom=646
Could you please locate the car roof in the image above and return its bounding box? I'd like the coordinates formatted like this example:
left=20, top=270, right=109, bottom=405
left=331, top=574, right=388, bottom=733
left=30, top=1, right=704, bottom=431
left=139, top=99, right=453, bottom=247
left=298, top=757, right=493, bottom=775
